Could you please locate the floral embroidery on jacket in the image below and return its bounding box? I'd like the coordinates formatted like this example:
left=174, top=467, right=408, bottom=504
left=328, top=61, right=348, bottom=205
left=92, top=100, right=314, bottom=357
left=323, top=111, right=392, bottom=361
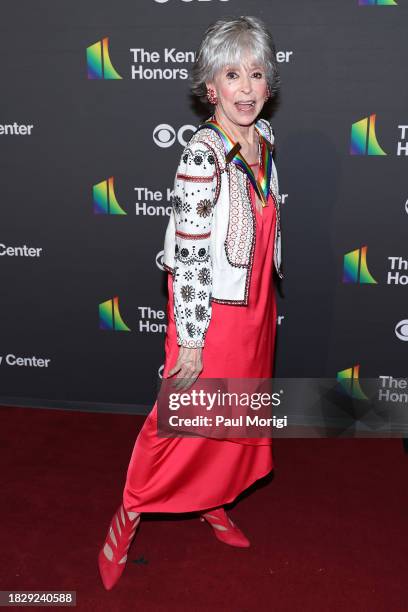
left=171, top=140, right=218, bottom=348
left=196, top=199, right=212, bottom=217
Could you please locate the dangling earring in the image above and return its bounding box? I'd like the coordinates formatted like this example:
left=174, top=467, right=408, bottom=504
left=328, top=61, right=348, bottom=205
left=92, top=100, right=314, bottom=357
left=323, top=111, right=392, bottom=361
left=264, top=85, right=271, bottom=101
left=206, top=88, right=218, bottom=105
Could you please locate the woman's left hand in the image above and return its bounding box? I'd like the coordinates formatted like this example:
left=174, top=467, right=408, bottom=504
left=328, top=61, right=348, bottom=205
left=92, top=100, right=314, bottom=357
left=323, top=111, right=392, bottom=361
left=167, top=346, right=203, bottom=391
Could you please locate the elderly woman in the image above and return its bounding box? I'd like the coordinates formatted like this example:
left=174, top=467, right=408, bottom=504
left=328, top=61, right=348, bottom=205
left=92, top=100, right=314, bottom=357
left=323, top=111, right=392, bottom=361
left=98, top=15, right=283, bottom=590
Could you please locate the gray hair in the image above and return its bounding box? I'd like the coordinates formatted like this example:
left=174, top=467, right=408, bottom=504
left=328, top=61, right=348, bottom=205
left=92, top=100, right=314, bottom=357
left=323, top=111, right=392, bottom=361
left=191, top=16, right=280, bottom=104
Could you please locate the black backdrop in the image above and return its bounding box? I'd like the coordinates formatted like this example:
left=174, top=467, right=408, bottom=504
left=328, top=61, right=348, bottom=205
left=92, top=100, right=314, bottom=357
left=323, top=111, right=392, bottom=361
left=0, top=0, right=407, bottom=413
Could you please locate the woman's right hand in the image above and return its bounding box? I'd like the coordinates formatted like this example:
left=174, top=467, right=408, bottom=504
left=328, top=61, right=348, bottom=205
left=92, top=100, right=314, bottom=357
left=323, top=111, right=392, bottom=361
left=167, top=346, right=203, bottom=391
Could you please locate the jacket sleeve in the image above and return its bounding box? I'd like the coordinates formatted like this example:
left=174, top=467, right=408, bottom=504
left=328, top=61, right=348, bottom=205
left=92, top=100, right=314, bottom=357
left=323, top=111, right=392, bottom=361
left=268, top=123, right=284, bottom=279
left=257, top=118, right=283, bottom=279
left=170, top=139, right=218, bottom=348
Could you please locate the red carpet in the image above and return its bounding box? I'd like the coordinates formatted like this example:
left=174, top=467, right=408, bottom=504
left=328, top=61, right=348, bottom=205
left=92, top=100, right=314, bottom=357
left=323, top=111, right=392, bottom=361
left=0, top=405, right=406, bottom=611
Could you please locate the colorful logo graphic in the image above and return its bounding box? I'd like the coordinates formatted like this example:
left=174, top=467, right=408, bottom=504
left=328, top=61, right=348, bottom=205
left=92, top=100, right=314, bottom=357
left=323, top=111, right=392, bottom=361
left=337, top=365, right=369, bottom=400
left=350, top=114, right=387, bottom=155
left=99, top=297, right=131, bottom=331
left=93, top=177, right=126, bottom=215
left=87, top=37, right=122, bottom=80
left=358, top=0, right=397, bottom=5
left=343, top=246, right=377, bottom=284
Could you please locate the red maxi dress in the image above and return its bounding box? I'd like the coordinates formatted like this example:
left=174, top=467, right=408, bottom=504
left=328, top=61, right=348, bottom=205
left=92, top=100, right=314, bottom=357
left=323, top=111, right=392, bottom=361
left=122, top=168, right=278, bottom=514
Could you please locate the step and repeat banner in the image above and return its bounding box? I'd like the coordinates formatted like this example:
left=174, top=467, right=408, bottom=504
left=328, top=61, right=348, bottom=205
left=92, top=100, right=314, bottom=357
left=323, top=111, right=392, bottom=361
left=0, top=0, right=406, bottom=412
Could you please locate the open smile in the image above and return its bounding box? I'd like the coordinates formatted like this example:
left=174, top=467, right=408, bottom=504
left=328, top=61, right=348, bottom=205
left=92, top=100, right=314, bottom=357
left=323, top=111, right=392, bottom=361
left=235, top=100, right=256, bottom=109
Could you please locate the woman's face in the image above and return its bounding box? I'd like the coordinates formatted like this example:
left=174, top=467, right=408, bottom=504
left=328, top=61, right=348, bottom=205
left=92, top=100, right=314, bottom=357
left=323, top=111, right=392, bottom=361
left=206, top=53, right=268, bottom=126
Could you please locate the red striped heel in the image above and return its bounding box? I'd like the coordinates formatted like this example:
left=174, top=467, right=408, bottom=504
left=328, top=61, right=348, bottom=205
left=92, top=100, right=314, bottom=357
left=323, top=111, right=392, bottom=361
left=200, top=507, right=250, bottom=548
left=97, top=504, right=141, bottom=590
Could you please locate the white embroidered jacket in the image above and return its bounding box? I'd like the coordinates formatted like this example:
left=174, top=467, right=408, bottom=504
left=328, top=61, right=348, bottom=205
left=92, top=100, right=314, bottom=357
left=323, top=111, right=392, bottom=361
left=162, top=117, right=283, bottom=348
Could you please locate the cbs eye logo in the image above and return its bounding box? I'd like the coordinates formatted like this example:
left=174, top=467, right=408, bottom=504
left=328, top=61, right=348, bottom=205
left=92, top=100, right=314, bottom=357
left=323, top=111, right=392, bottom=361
left=156, top=250, right=165, bottom=271
left=153, top=124, right=196, bottom=148
left=395, top=320, right=408, bottom=341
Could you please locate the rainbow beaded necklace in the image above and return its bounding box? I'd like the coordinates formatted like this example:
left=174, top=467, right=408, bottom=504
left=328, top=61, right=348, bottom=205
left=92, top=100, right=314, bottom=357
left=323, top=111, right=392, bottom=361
left=195, top=117, right=272, bottom=207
